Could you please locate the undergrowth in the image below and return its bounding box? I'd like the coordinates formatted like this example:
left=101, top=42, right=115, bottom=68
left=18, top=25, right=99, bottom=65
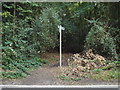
left=91, top=68, right=119, bottom=81
left=57, top=60, right=120, bottom=81
left=90, top=61, right=120, bottom=81
left=1, top=57, right=47, bottom=79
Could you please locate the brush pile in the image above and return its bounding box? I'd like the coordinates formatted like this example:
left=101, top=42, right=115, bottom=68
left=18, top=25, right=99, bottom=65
left=65, top=49, right=106, bottom=77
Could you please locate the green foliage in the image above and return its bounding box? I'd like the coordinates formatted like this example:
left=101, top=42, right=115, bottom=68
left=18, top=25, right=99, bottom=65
left=91, top=68, right=119, bottom=81
left=1, top=2, right=60, bottom=79
left=108, top=27, right=120, bottom=57
left=1, top=71, right=27, bottom=79
left=39, top=59, right=48, bottom=64
left=91, top=60, right=120, bottom=81
left=31, top=7, right=61, bottom=53
left=1, top=2, right=119, bottom=79
left=92, top=69, right=103, bottom=74
left=62, top=2, right=119, bottom=54
left=1, top=57, right=47, bottom=79
left=61, top=3, right=89, bottom=52
left=85, top=20, right=118, bottom=60
left=68, top=2, right=95, bottom=18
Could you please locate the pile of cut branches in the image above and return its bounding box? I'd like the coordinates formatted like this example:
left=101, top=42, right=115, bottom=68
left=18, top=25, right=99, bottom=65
left=59, top=49, right=107, bottom=80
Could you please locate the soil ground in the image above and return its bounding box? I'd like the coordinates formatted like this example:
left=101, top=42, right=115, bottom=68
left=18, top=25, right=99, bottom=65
left=2, top=53, right=118, bottom=85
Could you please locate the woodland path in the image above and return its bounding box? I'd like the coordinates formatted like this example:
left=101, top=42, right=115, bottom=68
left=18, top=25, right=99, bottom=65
left=2, top=53, right=118, bottom=85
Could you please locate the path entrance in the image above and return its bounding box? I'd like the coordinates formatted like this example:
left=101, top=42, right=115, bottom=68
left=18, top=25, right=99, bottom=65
left=2, top=53, right=118, bottom=85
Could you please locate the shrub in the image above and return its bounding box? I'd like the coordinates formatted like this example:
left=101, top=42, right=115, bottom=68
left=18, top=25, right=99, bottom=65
left=31, top=7, right=61, bottom=54
left=85, top=20, right=118, bottom=60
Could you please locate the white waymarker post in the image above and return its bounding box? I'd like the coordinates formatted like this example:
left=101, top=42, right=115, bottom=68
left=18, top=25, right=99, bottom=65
left=58, top=25, right=65, bottom=67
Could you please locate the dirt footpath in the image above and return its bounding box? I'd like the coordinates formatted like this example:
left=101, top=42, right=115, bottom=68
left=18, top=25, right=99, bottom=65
left=2, top=67, right=59, bottom=85
left=2, top=66, right=118, bottom=85
left=2, top=53, right=118, bottom=85
left=22, top=67, right=61, bottom=85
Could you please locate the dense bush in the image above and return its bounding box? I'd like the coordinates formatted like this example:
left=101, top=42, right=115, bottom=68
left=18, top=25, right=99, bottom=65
left=85, top=20, right=118, bottom=60
left=108, top=27, right=120, bottom=58
left=2, top=21, right=47, bottom=79
left=1, top=3, right=62, bottom=79
left=31, top=7, right=61, bottom=53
